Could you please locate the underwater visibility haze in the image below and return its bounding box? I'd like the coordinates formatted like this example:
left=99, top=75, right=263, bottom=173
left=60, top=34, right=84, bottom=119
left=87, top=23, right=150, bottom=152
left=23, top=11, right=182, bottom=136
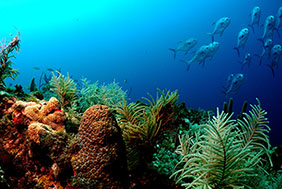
left=1, top=0, right=282, bottom=188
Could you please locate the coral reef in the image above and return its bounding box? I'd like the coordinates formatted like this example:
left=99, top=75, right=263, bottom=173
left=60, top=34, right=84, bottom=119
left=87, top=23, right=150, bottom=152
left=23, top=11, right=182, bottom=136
left=71, top=105, right=129, bottom=188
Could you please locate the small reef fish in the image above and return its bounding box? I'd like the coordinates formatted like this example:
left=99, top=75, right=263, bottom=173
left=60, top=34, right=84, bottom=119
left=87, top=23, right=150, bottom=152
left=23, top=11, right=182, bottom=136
left=249, top=6, right=261, bottom=33
left=46, top=68, right=55, bottom=72
left=32, top=66, right=40, bottom=70
left=208, top=17, right=231, bottom=42
left=169, top=38, right=198, bottom=59
left=255, top=38, right=273, bottom=65
left=261, top=15, right=275, bottom=40
left=206, top=41, right=220, bottom=60
left=275, top=7, right=282, bottom=38
left=239, top=53, right=251, bottom=70
left=181, top=44, right=211, bottom=71
left=223, top=73, right=244, bottom=95
left=268, top=44, right=282, bottom=77
left=234, top=28, right=249, bottom=57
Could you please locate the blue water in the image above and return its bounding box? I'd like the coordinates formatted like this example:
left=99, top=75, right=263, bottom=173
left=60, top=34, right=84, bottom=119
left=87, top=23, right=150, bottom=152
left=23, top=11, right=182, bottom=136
left=1, top=0, right=281, bottom=145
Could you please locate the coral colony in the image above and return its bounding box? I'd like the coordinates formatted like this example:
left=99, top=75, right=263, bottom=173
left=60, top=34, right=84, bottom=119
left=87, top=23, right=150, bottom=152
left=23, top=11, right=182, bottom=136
left=0, top=30, right=282, bottom=188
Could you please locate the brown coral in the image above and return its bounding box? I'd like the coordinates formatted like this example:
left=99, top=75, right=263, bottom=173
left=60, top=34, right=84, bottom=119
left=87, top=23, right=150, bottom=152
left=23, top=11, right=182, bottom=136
left=27, top=122, right=55, bottom=144
left=40, top=97, right=60, bottom=116
left=11, top=97, right=66, bottom=131
left=71, top=105, right=129, bottom=188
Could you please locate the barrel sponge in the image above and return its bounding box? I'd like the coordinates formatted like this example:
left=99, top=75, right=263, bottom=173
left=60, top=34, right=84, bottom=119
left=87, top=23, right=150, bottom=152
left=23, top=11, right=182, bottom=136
left=71, top=105, right=129, bottom=188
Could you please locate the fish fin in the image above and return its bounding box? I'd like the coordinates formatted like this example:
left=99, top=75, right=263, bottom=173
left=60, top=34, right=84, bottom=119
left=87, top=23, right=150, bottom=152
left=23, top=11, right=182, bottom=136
left=248, top=24, right=255, bottom=34
left=184, top=49, right=189, bottom=55
left=201, top=61, right=205, bottom=68
left=169, top=48, right=177, bottom=59
left=259, top=57, right=263, bottom=65
left=211, top=35, right=214, bottom=42
left=219, top=31, right=224, bottom=36
left=233, top=47, right=240, bottom=57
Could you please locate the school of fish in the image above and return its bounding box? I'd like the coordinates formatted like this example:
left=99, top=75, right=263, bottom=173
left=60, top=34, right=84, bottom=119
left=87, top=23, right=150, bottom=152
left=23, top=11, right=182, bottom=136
left=169, top=5, right=282, bottom=95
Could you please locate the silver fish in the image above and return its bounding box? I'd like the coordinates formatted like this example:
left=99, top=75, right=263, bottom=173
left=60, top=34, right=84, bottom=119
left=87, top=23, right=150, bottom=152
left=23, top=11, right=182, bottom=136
left=224, top=73, right=244, bottom=95
left=255, top=38, right=273, bottom=65
left=239, top=53, right=251, bottom=70
left=261, top=15, right=275, bottom=40
left=206, top=41, right=220, bottom=60
left=181, top=44, right=211, bottom=71
left=208, top=17, right=231, bottom=42
left=275, top=7, right=282, bottom=38
left=268, top=44, right=282, bottom=77
left=169, top=38, right=198, bottom=59
left=234, top=28, right=249, bottom=57
left=249, top=6, right=261, bottom=33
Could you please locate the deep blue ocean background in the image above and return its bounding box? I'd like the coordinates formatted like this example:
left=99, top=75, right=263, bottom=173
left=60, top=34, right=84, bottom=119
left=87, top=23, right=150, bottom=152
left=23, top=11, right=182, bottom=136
left=1, top=0, right=281, bottom=145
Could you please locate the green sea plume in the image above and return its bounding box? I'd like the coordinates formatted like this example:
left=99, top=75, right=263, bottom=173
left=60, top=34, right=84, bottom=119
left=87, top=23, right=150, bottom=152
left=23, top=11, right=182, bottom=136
left=171, top=99, right=271, bottom=188
left=0, top=35, right=20, bottom=89
left=78, top=78, right=126, bottom=112
left=116, top=89, right=179, bottom=171
left=50, top=71, right=78, bottom=108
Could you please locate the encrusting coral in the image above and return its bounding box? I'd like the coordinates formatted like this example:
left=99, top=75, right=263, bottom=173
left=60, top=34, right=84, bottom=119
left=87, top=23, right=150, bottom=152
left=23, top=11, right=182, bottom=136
left=71, top=105, right=129, bottom=188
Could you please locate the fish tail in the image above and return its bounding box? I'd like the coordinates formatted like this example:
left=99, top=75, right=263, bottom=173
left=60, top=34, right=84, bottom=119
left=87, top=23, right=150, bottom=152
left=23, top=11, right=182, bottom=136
left=238, top=61, right=244, bottom=70
left=233, top=47, right=240, bottom=57
left=259, top=57, right=263, bottom=65
left=180, top=59, right=192, bottom=71
left=169, top=48, right=177, bottom=59
left=257, top=38, right=264, bottom=45
left=207, top=32, right=214, bottom=42
left=274, top=27, right=281, bottom=39
left=248, top=24, right=255, bottom=34
left=267, top=64, right=275, bottom=78
left=254, top=54, right=263, bottom=65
